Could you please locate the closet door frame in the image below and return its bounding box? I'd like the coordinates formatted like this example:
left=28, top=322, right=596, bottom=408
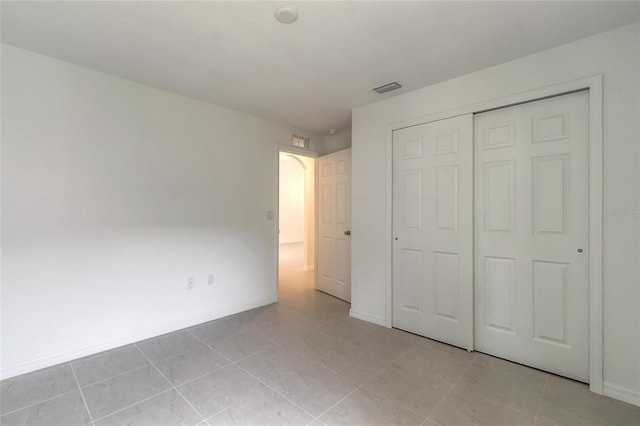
left=383, top=75, right=603, bottom=394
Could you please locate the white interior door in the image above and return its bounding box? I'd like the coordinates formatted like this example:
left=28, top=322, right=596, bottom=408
left=474, top=91, right=589, bottom=382
left=392, top=114, right=473, bottom=350
left=317, top=149, right=351, bottom=301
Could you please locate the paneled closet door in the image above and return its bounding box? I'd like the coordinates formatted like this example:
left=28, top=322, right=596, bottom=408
left=392, top=114, right=473, bottom=350
left=474, top=91, right=589, bottom=382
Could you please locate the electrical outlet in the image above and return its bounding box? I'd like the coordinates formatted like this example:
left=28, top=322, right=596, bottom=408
left=187, top=277, right=195, bottom=290
left=208, top=274, right=215, bottom=285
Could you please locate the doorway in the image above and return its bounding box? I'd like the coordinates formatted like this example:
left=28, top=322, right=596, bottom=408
left=278, top=151, right=315, bottom=299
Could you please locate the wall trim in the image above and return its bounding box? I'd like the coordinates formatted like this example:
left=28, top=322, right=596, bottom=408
left=603, top=382, right=640, bottom=407
left=0, top=297, right=276, bottom=380
left=349, top=309, right=386, bottom=326
left=383, top=74, right=603, bottom=394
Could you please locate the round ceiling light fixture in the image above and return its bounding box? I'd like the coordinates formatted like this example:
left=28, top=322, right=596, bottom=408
left=274, top=7, right=298, bottom=24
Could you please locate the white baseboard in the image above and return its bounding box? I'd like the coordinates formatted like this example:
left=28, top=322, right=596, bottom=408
left=302, top=264, right=315, bottom=271
left=349, top=309, right=386, bottom=327
left=0, top=297, right=276, bottom=380
left=603, top=382, right=640, bottom=407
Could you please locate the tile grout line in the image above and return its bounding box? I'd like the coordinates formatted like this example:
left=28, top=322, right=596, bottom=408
left=309, top=354, right=391, bottom=389
left=326, top=330, right=420, bottom=364
left=421, top=414, right=442, bottom=426
left=69, top=362, right=96, bottom=426
left=421, top=356, right=475, bottom=425
left=192, top=323, right=262, bottom=342
left=318, top=324, right=425, bottom=365
left=132, top=343, right=208, bottom=425
left=140, top=336, right=217, bottom=363
left=450, top=359, right=545, bottom=420
left=312, top=383, right=364, bottom=422
left=450, top=380, right=539, bottom=421
left=410, top=345, right=549, bottom=422
left=235, top=362, right=320, bottom=420
left=185, top=328, right=273, bottom=365
left=193, top=361, right=300, bottom=423
left=355, top=361, right=437, bottom=421
left=206, top=318, right=426, bottom=421
left=182, top=329, right=281, bottom=421
left=189, top=324, right=366, bottom=423
left=359, top=335, right=439, bottom=423
left=78, top=338, right=226, bottom=383
left=152, top=335, right=235, bottom=363
left=189, top=323, right=243, bottom=341
left=68, top=311, right=349, bottom=403
left=187, top=327, right=322, bottom=421
left=436, top=358, right=543, bottom=423
left=0, top=388, right=80, bottom=417
left=187, top=323, right=338, bottom=371
left=90, top=388, right=174, bottom=423
left=313, top=323, right=373, bottom=344
left=313, top=358, right=391, bottom=387
left=169, top=363, right=234, bottom=389
left=200, top=396, right=246, bottom=421
left=534, top=374, right=550, bottom=423
left=263, top=353, right=321, bottom=389
left=75, top=362, right=153, bottom=390
left=391, top=337, right=422, bottom=362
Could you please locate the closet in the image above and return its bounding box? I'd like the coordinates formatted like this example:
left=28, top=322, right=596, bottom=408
left=392, top=90, right=589, bottom=381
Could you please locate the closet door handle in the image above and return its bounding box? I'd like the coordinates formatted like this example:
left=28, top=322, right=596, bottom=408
left=344, top=230, right=351, bottom=236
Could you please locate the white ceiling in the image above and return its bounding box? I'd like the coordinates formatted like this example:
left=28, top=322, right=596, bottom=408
left=2, top=1, right=639, bottom=134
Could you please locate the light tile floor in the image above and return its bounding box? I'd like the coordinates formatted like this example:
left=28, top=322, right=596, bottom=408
left=1, top=243, right=638, bottom=425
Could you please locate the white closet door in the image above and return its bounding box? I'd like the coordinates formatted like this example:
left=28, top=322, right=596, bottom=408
left=392, top=114, right=473, bottom=350
left=474, top=91, right=589, bottom=382
left=317, top=149, right=351, bottom=302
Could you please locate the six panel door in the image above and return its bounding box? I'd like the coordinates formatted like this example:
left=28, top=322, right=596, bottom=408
left=392, top=114, right=474, bottom=350
left=317, top=148, right=352, bottom=302
left=473, top=91, right=589, bottom=381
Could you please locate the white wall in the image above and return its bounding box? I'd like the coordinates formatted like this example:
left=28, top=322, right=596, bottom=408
left=0, top=44, right=320, bottom=378
left=351, top=23, right=640, bottom=403
left=278, top=156, right=305, bottom=244
left=319, top=130, right=351, bottom=155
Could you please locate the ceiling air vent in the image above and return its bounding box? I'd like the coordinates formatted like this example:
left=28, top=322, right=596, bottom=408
left=292, top=135, right=310, bottom=149
left=372, top=81, right=402, bottom=94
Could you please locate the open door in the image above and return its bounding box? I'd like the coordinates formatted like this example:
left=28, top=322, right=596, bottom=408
left=317, top=148, right=352, bottom=301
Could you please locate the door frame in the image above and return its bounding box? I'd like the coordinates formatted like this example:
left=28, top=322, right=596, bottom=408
left=274, top=145, right=318, bottom=300
left=384, top=75, right=603, bottom=394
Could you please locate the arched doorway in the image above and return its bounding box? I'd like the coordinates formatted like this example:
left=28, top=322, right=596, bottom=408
left=278, top=152, right=315, bottom=296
